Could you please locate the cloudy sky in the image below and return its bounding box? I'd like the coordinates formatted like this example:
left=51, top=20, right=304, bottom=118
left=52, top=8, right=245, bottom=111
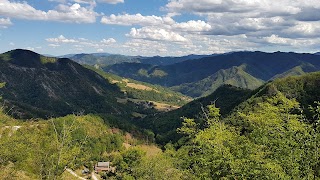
left=0, top=0, right=319, bottom=56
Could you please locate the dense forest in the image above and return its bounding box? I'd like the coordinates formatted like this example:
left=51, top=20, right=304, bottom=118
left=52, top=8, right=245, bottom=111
left=0, top=50, right=320, bottom=179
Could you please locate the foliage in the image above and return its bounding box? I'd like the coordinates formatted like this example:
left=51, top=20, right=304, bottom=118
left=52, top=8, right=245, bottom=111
left=138, top=85, right=252, bottom=145
left=171, top=96, right=320, bottom=179
left=0, top=113, right=124, bottom=179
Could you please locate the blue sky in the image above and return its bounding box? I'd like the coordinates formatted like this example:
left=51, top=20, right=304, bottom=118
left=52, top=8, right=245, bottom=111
left=0, top=0, right=319, bottom=56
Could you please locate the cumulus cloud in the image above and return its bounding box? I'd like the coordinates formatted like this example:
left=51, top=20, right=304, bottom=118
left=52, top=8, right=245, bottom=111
left=164, top=0, right=320, bottom=37
left=46, top=35, right=79, bottom=43
left=97, top=0, right=124, bottom=4
left=48, top=44, right=61, bottom=48
left=101, top=13, right=175, bottom=26
left=165, top=0, right=319, bottom=17
left=46, top=35, right=118, bottom=51
left=0, top=17, right=12, bottom=28
left=0, top=0, right=97, bottom=23
left=263, top=34, right=320, bottom=47
left=284, top=22, right=320, bottom=38
left=101, top=38, right=117, bottom=44
left=173, top=20, right=211, bottom=33
left=122, top=39, right=169, bottom=56
left=127, top=27, right=188, bottom=43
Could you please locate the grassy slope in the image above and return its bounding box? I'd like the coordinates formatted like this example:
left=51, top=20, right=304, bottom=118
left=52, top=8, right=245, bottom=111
left=86, top=65, right=192, bottom=106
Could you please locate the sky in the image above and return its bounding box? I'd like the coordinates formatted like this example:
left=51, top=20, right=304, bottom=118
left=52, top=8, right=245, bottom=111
left=0, top=0, right=319, bottom=56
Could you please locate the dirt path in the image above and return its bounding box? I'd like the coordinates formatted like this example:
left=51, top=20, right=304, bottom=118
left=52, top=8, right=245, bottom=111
left=65, top=168, right=87, bottom=180
left=91, top=172, right=99, bottom=180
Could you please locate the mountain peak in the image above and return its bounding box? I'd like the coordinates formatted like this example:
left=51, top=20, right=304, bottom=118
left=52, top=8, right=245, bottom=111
left=0, top=49, right=57, bottom=67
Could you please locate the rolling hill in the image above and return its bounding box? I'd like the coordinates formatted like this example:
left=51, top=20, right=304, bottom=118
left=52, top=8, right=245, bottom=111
left=104, top=51, right=320, bottom=97
left=67, top=53, right=215, bottom=67
left=139, top=72, right=320, bottom=144
left=85, top=66, right=191, bottom=108
left=171, top=64, right=264, bottom=97
left=136, top=85, right=253, bottom=144
left=0, top=49, right=127, bottom=118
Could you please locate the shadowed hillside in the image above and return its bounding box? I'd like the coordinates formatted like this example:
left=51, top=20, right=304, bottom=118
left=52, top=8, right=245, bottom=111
left=0, top=49, right=127, bottom=118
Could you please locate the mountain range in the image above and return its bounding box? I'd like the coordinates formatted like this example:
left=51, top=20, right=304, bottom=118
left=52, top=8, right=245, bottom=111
left=66, top=52, right=216, bottom=67
left=104, top=51, right=320, bottom=97
left=1, top=49, right=320, bottom=179
left=0, top=49, right=192, bottom=119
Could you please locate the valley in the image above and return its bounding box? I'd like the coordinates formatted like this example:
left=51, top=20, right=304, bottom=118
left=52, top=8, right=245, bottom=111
left=0, top=49, right=320, bottom=179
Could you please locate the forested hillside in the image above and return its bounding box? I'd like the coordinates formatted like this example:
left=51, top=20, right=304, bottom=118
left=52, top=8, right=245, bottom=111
left=1, top=49, right=320, bottom=179
left=105, top=51, right=320, bottom=97
left=85, top=66, right=191, bottom=106
left=138, top=72, right=320, bottom=179
left=0, top=49, right=129, bottom=118
left=138, top=85, right=253, bottom=144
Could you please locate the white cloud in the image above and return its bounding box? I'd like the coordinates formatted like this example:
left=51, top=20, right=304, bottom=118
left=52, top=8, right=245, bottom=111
left=165, top=0, right=314, bottom=16
left=48, top=44, right=61, bottom=48
left=97, top=48, right=104, bottom=52
left=263, top=34, right=320, bottom=47
left=97, top=0, right=124, bottom=4
left=46, top=35, right=79, bottom=43
left=284, top=22, right=320, bottom=38
left=127, top=27, right=188, bottom=43
left=122, top=39, right=169, bottom=56
left=0, top=17, right=12, bottom=28
left=0, top=1, right=97, bottom=23
left=173, top=20, right=211, bottom=33
left=101, top=38, right=117, bottom=44
left=46, top=35, right=118, bottom=51
left=49, top=0, right=67, bottom=3
left=101, top=13, right=175, bottom=26
left=263, top=34, right=291, bottom=45
left=164, top=0, right=320, bottom=39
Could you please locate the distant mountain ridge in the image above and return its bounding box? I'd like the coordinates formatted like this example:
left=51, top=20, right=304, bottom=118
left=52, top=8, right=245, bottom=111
left=0, top=49, right=127, bottom=118
left=64, top=52, right=217, bottom=66
left=104, top=51, right=320, bottom=97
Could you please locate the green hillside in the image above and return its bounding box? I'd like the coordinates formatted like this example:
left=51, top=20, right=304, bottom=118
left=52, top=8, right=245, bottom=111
left=137, top=85, right=252, bottom=144
left=0, top=49, right=127, bottom=118
left=0, top=110, right=182, bottom=180
left=171, top=64, right=264, bottom=97
left=104, top=51, right=320, bottom=97
left=86, top=65, right=191, bottom=106
left=1, top=50, right=320, bottom=179
left=271, top=62, right=318, bottom=79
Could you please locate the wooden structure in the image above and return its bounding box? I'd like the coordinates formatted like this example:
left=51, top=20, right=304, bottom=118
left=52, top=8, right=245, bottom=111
left=94, top=162, right=110, bottom=173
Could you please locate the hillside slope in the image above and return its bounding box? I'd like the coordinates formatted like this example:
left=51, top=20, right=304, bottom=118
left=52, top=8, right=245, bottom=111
left=140, top=72, right=320, bottom=144
left=86, top=66, right=191, bottom=106
left=104, top=51, right=320, bottom=97
left=171, top=65, right=264, bottom=97
left=0, top=49, right=126, bottom=118
left=137, top=85, right=253, bottom=144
